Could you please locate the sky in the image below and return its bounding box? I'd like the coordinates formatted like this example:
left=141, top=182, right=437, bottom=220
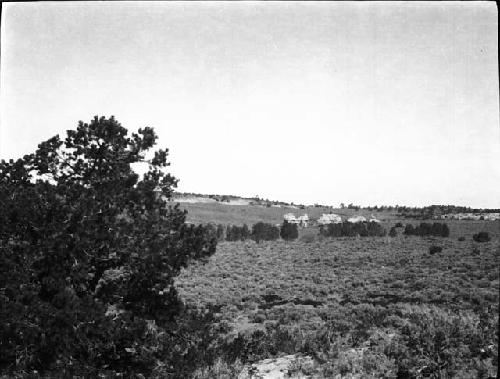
left=1, top=2, right=499, bottom=208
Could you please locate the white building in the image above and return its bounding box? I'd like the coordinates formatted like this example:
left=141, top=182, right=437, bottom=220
left=297, top=214, right=309, bottom=227
left=347, top=216, right=367, bottom=223
left=317, top=213, right=342, bottom=225
left=284, top=213, right=299, bottom=224
left=484, top=213, right=500, bottom=221
left=284, top=213, right=309, bottom=227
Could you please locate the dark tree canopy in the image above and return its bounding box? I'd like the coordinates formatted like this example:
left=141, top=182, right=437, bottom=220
left=319, top=221, right=386, bottom=238
left=280, top=221, right=298, bottom=241
left=251, top=222, right=280, bottom=243
left=226, top=224, right=251, bottom=241
left=0, top=116, right=216, bottom=376
left=403, top=222, right=450, bottom=237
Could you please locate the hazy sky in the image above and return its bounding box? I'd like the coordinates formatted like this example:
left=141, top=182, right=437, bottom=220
left=1, top=2, right=499, bottom=207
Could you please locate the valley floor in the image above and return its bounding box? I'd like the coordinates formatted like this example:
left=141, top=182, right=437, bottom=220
left=176, top=224, right=499, bottom=378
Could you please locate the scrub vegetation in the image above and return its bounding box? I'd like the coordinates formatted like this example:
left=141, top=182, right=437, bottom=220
left=177, top=230, right=499, bottom=378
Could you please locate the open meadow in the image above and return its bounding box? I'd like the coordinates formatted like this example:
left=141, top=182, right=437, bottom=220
left=177, top=201, right=399, bottom=226
left=176, top=220, right=499, bottom=377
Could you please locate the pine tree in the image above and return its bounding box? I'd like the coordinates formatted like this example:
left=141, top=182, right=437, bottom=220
left=0, top=116, right=216, bottom=376
left=280, top=221, right=298, bottom=240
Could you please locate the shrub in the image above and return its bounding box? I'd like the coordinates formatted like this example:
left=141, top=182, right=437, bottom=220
left=225, top=225, right=237, bottom=241
left=429, top=245, right=443, bottom=254
left=433, top=222, right=450, bottom=237
left=458, top=236, right=466, bottom=242
left=216, top=224, right=226, bottom=241
left=280, top=221, right=298, bottom=241
left=366, top=221, right=387, bottom=237
left=203, top=223, right=220, bottom=241
left=395, top=222, right=403, bottom=228
left=227, top=225, right=243, bottom=241
left=299, top=232, right=316, bottom=244
left=404, top=224, right=414, bottom=235
left=191, top=358, right=244, bottom=379
left=472, top=232, right=490, bottom=243
left=251, top=222, right=280, bottom=243
left=404, top=222, right=449, bottom=237
left=226, top=224, right=251, bottom=241
left=241, top=224, right=251, bottom=240
left=389, top=227, right=398, bottom=237
left=393, top=305, right=496, bottom=378
left=320, top=222, right=386, bottom=238
left=319, top=223, right=342, bottom=238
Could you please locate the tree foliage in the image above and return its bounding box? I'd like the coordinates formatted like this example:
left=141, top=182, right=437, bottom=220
left=403, top=222, right=450, bottom=237
left=251, top=222, right=280, bottom=243
left=319, top=222, right=386, bottom=238
left=0, top=116, right=216, bottom=376
left=472, top=232, right=491, bottom=243
left=280, top=221, right=298, bottom=241
left=388, top=227, right=398, bottom=238
left=226, top=224, right=251, bottom=242
left=429, top=245, right=443, bottom=254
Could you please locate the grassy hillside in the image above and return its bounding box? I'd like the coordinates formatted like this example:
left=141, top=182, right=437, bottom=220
left=175, top=201, right=398, bottom=226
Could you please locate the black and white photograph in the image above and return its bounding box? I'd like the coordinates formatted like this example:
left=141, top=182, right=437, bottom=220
left=0, top=1, right=498, bottom=377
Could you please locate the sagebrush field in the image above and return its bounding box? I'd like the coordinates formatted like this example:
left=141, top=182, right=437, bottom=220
left=176, top=221, right=499, bottom=377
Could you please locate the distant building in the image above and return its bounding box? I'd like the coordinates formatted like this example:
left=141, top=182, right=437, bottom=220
left=297, top=214, right=309, bottom=227
left=318, top=213, right=342, bottom=225
left=347, top=216, right=366, bottom=223
left=284, top=213, right=309, bottom=227
left=484, top=213, right=500, bottom=221
left=442, top=212, right=500, bottom=221
left=284, top=213, right=298, bottom=224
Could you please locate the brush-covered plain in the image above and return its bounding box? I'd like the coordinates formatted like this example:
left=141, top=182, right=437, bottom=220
left=176, top=222, right=499, bottom=378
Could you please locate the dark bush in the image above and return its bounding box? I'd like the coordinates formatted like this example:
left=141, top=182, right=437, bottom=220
left=458, top=236, right=466, bottom=242
left=367, top=221, right=387, bottom=237
left=429, top=245, right=443, bottom=254
left=216, top=224, right=226, bottom=241
left=395, top=222, right=403, bottom=228
left=280, top=221, right=298, bottom=241
left=417, top=223, right=432, bottom=236
left=404, top=222, right=449, bottom=237
left=225, top=225, right=238, bottom=241
left=319, top=221, right=386, bottom=238
left=203, top=223, right=219, bottom=241
left=319, top=223, right=342, bottom=238
left=226, top=224, right=251, bottom=241
left=252, top=222, right=280, bottom=243
left=472, top=232, right=490, bottom=243
left=389, top=227, right=398, bottom=237
left=432, top=222, right=450, bottom=237
left=241, top=224, right=251, bottom=240
left=404, top=224, right=415, bottom=235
